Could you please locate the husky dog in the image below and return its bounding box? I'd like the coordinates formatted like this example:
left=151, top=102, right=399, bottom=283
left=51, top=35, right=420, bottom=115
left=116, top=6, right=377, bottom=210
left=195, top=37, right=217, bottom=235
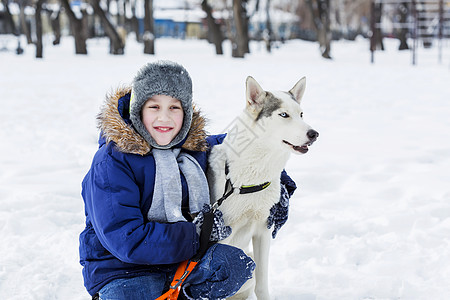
left=207, top=76, right=318, bottom=299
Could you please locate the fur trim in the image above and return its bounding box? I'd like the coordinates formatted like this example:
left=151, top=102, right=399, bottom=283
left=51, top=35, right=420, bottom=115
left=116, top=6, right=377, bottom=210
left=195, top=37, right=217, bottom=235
left=97, top=87, right=208, bottom=156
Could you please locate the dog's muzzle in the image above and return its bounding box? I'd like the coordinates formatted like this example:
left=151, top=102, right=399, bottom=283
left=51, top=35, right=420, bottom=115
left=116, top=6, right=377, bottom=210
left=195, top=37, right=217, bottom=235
left=283, top=129, right=319, bottom=154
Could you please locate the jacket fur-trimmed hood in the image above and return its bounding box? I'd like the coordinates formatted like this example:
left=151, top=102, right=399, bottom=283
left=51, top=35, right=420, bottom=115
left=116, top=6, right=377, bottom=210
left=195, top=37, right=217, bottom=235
left=97, top=86, right=208, bottom=155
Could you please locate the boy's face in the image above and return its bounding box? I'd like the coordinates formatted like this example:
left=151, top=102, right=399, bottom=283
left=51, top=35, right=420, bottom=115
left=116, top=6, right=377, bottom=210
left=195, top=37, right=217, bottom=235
left=141, top=95, right=184, bottom=146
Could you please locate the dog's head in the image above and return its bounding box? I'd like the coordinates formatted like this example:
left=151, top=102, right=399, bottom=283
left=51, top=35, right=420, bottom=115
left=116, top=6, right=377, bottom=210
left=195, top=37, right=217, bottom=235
left=245, top=76, right=318, bottom=155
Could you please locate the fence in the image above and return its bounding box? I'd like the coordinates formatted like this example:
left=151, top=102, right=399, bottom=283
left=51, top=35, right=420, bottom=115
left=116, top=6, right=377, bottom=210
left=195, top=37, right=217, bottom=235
left=370, top=0, right=450, bottom=65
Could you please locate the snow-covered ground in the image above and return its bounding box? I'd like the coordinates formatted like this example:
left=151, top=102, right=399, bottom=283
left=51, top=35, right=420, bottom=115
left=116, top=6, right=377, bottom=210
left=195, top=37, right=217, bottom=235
left=1, top=35, right=449, bottom=300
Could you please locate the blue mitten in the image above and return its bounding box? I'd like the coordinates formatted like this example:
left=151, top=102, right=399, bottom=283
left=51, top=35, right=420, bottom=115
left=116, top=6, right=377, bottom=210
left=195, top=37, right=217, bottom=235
left=267, top=183, right=290, bottom=239
left=193, top=204, right=232, bottom=242
left=182, top=244, right=255, bottom=299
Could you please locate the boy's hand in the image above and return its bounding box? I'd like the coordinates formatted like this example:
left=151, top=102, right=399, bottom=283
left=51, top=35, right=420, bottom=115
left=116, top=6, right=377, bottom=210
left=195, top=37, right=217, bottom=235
left=193, top=204, right=232, bottom=242
left=267, top=183, right=290, bottom=238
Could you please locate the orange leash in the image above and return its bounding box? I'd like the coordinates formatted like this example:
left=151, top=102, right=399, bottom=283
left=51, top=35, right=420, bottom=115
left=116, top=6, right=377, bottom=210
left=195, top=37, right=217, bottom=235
left=156, top=210, right=215, bottom=300
left=155, top=260, right=198, bottom=300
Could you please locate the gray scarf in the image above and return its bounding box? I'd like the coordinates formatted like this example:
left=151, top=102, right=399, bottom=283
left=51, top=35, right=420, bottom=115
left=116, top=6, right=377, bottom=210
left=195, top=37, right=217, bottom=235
left=148, top=148, right=210, bottom=223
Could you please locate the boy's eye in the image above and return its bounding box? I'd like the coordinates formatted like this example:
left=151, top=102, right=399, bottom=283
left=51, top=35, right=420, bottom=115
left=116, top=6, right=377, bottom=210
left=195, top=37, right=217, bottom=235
left=171, top=106, right=181, bottom=110
left=279, top=112, right=290, bottom=118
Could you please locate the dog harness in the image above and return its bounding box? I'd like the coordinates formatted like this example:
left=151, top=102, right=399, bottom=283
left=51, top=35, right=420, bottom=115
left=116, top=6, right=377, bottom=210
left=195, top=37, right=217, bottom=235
left=213, top=162, right=271, bottom=210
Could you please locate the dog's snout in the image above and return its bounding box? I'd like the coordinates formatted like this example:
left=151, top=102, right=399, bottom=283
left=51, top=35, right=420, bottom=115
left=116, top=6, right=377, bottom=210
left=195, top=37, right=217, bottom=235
left=307, top=129, right=319, bottom=142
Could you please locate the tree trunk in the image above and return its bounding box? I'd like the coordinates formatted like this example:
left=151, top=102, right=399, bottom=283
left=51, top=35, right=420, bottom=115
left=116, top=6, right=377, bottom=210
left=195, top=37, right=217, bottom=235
left=35, top=0, right=44, bottom=58
left=370, top=2, right=384, bottom=51
left=143, top=0, right=155, bottom=54
left=19, top=0, right=33, bottom=44
left=232, top=0, right=246, bottom=58
left=201, top=0, right=223, bottom=55
left=91, top=0, right=125, bottom=54
left=264, top=0, right=273, bottom=52
left=114, top=0, right=125, bottom=27
left=398, top=2, right=409, bottom=50
left=49, top=7, right=62, bottom=45
left=306, top=0, right=332, bottom=59
left=130, top=0, right=141, bottom=42
left=242, top=0, right=249, bottom=54
left=1, top=0, right=18, bottom=35
left=60, top=0, right=88, bottom=54
left=318, top=0, right=331, bottom=58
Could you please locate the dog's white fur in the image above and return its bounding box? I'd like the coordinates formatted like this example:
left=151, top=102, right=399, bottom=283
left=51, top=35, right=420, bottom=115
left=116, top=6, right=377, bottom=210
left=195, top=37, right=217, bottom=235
left=207, top=76, right=317, bottom=299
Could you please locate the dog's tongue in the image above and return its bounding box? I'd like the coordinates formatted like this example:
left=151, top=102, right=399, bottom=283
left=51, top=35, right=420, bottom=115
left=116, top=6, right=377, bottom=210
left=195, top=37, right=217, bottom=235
left=294, top=145, right=309, bottom=153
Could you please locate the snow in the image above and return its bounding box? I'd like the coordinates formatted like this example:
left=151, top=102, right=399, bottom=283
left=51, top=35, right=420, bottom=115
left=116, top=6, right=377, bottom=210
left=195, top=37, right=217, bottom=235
left=1, top=35, right=450, bottom=300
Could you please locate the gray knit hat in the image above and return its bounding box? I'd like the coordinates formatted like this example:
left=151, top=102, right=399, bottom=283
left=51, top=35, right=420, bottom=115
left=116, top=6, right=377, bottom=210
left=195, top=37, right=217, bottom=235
left=130, top=60, right=193, bottom=149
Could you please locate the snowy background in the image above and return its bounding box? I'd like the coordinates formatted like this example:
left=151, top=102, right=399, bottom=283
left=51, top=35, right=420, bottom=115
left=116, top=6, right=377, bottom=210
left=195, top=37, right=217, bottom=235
left=1, top=36, right=450, bottom=300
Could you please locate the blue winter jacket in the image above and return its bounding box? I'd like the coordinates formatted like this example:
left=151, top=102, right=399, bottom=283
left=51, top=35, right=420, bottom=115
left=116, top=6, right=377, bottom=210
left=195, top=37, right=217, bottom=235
left=79, top=88, right=296, bottom=296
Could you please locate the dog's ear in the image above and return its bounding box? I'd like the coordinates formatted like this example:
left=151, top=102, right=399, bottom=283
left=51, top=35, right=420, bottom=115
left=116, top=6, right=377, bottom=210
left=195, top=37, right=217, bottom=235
left=289, top=77, right=306, bottom=103
left=246, top=76, right=265, bottom=114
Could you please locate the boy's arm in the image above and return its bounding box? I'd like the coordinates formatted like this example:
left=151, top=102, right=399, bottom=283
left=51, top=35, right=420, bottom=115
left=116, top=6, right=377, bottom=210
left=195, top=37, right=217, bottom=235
left=206, top=133, right=227, bottom=151
left=84, top=156, right=199, bottom=265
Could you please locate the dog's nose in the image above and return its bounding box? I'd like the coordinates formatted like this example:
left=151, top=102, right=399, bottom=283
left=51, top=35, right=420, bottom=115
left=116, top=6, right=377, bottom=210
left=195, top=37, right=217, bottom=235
left=307, top=129, right=319, bottom=142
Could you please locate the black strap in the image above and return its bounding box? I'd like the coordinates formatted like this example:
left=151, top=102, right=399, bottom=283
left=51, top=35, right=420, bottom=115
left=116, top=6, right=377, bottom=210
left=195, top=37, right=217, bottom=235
left=191, top=211, right=215, bottom=262
left=223, top=162, right=270, bottom=197
left=216, top=177, right=234, bottom=207
left=239, top=182, right=271, bottom=194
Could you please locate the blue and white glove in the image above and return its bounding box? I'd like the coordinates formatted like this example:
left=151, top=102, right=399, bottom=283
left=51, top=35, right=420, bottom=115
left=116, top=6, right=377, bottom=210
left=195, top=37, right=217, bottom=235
left=267, top=183, right=291, bottom=239
left=193, top=204, right=232, bottom=242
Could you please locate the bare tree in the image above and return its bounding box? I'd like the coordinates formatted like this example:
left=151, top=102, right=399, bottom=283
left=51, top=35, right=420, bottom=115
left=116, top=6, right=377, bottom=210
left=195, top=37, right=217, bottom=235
left=232, top=0, right=249, bottom=57
left=117, top=0, right=126, bottom=27
left=397, top=1, right=409, bottom=50
left=202, top=0, right=224, bottom=55
left=370, top=1, right=384, bottom=52
left=143, top=0, right=155, bottom=54
left=60, top=0, right=88, bottom=54
left=306, top=0, right=332, bottom=59
left=264, top=0, right=274, bottom=52
left=48, top=6, right=62, bottom=45
left=242, top=0, right=249, bottom=54
left=1, top=0, right=18, bottom=35
left=18, top=0, right=33, bottom=44
left=130, top=0, right=141, bottom=42
left=2, top=0, right=25, bottom=54
left=91, top=0, right=125, bottom=54
left=35, top=0, right=44, bottom=58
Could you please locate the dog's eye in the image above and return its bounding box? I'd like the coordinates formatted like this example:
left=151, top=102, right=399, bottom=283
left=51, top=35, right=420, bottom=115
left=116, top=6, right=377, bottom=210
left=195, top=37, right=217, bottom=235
left=300, top=112, right=304, bottom=118
left=279, top=112, right=290, bottom=118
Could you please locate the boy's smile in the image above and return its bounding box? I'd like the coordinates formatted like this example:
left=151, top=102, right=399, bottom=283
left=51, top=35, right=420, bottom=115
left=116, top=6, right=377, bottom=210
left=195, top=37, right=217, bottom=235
left=141, top=95, right=184, bottom=146
left=154, top=126, right=173, bottom=132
